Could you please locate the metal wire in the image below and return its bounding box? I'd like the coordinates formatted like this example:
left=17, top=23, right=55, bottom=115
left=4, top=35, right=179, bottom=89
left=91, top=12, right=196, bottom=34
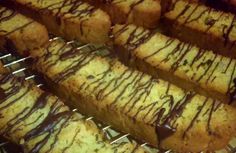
left=0, top=40, right=236, bottom=153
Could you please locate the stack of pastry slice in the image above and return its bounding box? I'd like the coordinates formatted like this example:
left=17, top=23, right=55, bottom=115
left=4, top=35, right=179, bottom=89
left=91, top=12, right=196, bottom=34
left=30, top=38, right=236, bottom=152
left=112, top=24, right=236, bottom=105
left=0, top=73, right=147, bottom=153
left=0, top=4, right=148, bottom=153
left=3, top=0, right=162, bottom=44
left=0, top=0, right=236, bottom=152
left=5, top=0, right=112, bottom=44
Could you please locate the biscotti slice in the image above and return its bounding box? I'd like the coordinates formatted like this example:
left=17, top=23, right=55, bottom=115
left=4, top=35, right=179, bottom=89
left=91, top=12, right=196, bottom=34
left=112, top=24, right=236, bottom=105
left=84, top=0, right=161, bottom=29
left=10, top=0, right=111, bottom=44
left=163, top=0, right=236, bottom=59
left=0, top=73, right=147, bottom=153
left=0, top=5, right=49, bottom=56
left=31, top=38, right=236, bottom=152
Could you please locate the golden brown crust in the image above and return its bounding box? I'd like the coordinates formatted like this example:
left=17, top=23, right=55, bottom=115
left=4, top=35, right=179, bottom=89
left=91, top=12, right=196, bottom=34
left=11, top=0, right=111, bottom=44
left=85, top=0, right=161, bottom=29
left=163, top=0, right=236, bottom=59
left=112, top=24, right=236, bottom=105
left=31, top=38, right=236, bottom=152
left=0, top=73, right=147, bottom=153
left=0, top=5, right=49, bottom=56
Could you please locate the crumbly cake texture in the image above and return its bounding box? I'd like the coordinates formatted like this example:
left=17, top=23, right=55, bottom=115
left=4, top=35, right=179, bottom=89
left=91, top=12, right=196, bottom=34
left=11, top=0, right=111, bottom=44
left=84, top=0, right=161, bottom=29
left=163, top=0, right=236, bottom=59
left=0, top=5, right=49, bottom=56
left=31, top=38, right=236, bottom=152
left=0, top=73, right=147, bottom=153
left=112, top=24, right=236, bottom=105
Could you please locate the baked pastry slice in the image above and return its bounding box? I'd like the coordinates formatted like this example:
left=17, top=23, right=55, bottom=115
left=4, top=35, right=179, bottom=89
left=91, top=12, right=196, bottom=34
left=0, top=5, right=49, bottom=56
left=112, top=24, right=236, bottom=105
left=84, top=0, right=161, bottom=29
left=9, top=0, right=111, bottom=44
left=31, top=38, right=236, bottom=152
left=163, top=0, right=236, bottom=59
left=0, top=73, right=147, bottom=153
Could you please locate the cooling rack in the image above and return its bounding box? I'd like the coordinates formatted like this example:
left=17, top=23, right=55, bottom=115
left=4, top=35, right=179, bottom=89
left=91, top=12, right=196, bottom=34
left=0, top=39, right=236, bottom=153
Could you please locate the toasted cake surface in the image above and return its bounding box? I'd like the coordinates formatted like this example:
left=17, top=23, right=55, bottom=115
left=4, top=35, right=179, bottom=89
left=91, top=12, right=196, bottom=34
left=163, top=0, right=236, bottom=58
left=112, top=24, right=236, bottom=105
left=0, top=5, right=49, bottom=56
left=85, top=0, right=161, bottom=28
left=31, top=39, right=236, bottom=152
left=11, top=0, right=111, bottom=44
left=0, top=73, right=147, bottom=153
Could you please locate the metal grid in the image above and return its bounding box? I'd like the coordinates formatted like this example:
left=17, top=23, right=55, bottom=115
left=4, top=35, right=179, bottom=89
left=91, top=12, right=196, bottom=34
left=0, top=40, right=236, bottom=153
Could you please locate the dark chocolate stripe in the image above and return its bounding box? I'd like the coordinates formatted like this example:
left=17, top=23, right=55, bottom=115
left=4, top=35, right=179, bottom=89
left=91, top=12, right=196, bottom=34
left=143, top=38, right=174, bottom=60
left=35, top=39, right=226, bottom=150
left=0, top=7, right=17, bottom=22
left=182, top=97, right=208, bottom=138
left=170, top=0, right=235, bottom=48
left=23, top=0, right=98, bottom=36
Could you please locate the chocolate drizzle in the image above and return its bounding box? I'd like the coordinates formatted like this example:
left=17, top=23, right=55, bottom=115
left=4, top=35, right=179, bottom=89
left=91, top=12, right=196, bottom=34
left=24, top=111, right=73, bottom=153
left=33, top=39, right=228, bottom=151
left=154, top=92, right=195, bottom=150
left=223, top=15, right=236, bottom=47
left=155, top=108, right=175, bottom=148
left=113, top=23, right=236, bottom=105
left=113, top=24, right=154, bottom=52
left=0, top=7, right=17, bottom=22
left=0, top=74, right=78, bottom=152
left=155, top=124, right=176, bottom=146
left=25, top=0, right=97, bottom=37
left=3, top=92, right=51, bottom=136
left=166, top=0, right=236, bottom=56
left=0, top=6, right=34, bottom=37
